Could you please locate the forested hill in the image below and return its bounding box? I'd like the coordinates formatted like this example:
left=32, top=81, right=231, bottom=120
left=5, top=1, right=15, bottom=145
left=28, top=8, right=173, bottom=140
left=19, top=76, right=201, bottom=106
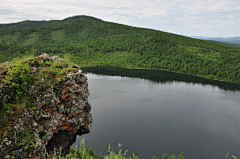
left=0, top=15, right=240, bottom=84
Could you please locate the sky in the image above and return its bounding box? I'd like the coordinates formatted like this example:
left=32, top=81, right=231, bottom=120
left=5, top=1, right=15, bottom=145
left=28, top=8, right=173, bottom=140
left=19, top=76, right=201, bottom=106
left=0, top=0, right=239, bottom=37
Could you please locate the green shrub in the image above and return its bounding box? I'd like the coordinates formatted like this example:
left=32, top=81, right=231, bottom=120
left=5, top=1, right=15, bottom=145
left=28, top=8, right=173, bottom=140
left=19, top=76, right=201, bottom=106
left=161, top=153, right=185, bottom=159
left=4, top=60, right=34, bottom=103
left=72, top=107, right=77, bottom=112
left=3, top=103, right=14, bottom=114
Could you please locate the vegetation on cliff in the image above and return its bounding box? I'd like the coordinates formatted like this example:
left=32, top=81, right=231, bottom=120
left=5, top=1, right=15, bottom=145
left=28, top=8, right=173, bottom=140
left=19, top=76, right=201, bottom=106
left=0, top=53, right=77, bottom=127
left=0, top=15, right=240, bottom=84
left=0, top=53, right=80, bottom=148
left=0, top=53, right=94, bottom=158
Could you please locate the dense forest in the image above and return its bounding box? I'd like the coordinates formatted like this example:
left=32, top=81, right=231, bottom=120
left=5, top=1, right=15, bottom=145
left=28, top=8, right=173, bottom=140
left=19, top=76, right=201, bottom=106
left=1, top=15, right=240, bottom=83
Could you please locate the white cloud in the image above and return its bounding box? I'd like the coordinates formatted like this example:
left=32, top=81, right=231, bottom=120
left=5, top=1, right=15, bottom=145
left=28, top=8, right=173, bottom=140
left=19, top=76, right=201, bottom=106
left=0, top=0, right=239, bottom=37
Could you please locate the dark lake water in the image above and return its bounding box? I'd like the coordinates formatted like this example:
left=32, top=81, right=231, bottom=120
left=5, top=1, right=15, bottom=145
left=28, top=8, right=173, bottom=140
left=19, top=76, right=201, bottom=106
left=73, top=67, right=240, bottom=159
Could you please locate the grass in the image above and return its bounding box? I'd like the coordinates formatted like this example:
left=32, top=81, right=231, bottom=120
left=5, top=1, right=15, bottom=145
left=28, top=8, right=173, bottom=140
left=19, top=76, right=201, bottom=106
left=44, top=140, right=239, bottom=159
left=45, top=139, right=186, bottom=159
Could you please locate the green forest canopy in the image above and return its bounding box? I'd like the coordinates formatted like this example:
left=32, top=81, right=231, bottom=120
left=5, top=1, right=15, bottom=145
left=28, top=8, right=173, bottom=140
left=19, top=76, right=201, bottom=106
left=0, top=15, right=240, bottom=83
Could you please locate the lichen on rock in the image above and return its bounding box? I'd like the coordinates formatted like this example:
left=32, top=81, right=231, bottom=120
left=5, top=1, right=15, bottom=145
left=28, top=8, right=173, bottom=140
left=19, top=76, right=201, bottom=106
left=0, top=53, right=92, bottom=158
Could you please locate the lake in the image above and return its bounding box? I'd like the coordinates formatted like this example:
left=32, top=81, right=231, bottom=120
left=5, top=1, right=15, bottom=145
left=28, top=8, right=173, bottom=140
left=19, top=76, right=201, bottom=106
left=73, top=67, right=240, bottom=159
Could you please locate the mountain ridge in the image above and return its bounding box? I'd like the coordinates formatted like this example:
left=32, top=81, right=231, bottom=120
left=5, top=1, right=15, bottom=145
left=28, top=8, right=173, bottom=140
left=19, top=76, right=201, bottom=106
left=191, top=36, right=240, bottom=48
left=0, top=15, right=240, bottom=84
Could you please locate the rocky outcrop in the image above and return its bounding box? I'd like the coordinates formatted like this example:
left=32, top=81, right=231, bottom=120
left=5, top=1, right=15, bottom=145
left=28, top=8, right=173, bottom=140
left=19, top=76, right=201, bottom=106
left=0, top=53, right=92, bottom=158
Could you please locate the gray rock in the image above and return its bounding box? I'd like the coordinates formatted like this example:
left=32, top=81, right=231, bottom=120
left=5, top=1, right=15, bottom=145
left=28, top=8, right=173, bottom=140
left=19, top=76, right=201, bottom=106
left=51, top=56, right=64, bottom=61
left=39, top=53, right=50, bottom=60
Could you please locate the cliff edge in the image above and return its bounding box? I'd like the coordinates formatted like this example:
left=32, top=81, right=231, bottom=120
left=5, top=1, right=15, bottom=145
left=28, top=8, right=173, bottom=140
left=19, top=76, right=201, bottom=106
left=0, top=53, right=92, bottom=158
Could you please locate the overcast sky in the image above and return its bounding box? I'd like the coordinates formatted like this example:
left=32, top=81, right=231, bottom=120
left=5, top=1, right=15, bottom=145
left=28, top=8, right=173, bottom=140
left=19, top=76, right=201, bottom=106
left=0, top=0, right=239, bottom=37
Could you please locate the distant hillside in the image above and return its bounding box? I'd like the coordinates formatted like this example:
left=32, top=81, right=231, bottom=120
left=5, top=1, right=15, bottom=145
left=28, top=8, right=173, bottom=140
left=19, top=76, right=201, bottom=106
left=192, top=36, right=240, bottom=48
left=0, top=15, right=240, bottom=84
left=192, top=36, right=240, bottom=41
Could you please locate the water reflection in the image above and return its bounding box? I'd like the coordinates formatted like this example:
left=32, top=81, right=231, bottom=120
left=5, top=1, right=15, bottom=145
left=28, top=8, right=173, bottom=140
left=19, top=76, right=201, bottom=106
left=73, top=67, right=240, bottom=159
left=82, top=67, right=240, bottom=91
